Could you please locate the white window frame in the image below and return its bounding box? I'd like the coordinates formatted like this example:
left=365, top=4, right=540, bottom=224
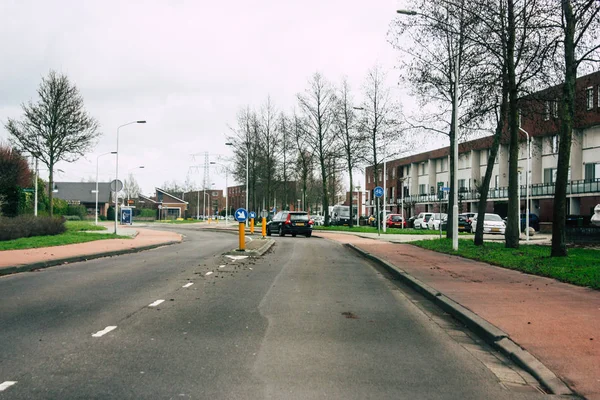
left=586, top=87, right=593, bottom=110
left=552, top=100, right=559, bottom=118
left=552, top=135, right=559, bottom=153
left=544, top=101, right=550, bottom=121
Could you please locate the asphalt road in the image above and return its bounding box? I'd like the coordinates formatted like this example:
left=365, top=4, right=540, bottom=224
left=0, top=227, right=560, bottom=399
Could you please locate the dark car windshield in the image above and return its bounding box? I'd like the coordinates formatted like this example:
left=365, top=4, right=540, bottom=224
left=390, top=215, right=403, bottom=222
left=424, top=215, right=432, bottom=222
left=290, top=213, right=309, bottom=222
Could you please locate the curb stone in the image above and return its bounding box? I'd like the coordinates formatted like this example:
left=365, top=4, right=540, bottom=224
left=345, top=243, right=574, bottom=397
left=0, top=240, right=182, bottom=277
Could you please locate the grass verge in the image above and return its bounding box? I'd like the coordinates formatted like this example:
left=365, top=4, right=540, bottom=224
left=313, top=225, right=470, bottom=235
left=410, top=238, right=600, bottom=289
left=0, top=221, right=126, bottom=251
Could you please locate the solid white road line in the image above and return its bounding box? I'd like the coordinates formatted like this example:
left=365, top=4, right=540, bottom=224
left=205, top=271, right=213, bottom=276
left=91, top=326, right=117, bottom=337
left=219, top=265, right=226, bottom=268
left=149, top=300, right=165, bottom=307
left=0, top=381, right=17, bottom=391
left=182, top=282, right=194, bottom=288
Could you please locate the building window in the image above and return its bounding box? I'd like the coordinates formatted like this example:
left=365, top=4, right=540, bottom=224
left=494, top=175, right=499, bottom=188
left=392, top=167, right=395, bottom=178
left=367, top=174, right=370, bottom=184
left=552, top=100, right=559, bottom=118
left=518, top=109, right=522, bottom=127
left=585, top=163, right=600, bottom=181
left=420, top=163, right=425, bottom=175
left=458, top=179, right=466, bottom=189
left=419, top=184, right=427, bottom=195
left=552, top=135, right=559, bottom=153
left=544, top=168, right=556, bottom=184
left=598, top=86, right=600, bottom=108
left=391, top=187, right=395, bottom=200
left=544, top=101, right=550, bottom=121
left=586, top=87, right=593, bottom=110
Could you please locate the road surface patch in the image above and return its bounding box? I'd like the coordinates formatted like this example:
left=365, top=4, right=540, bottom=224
left=149, top=300, right=165, bottom=307
left=92, top=326, right=117, bottom=337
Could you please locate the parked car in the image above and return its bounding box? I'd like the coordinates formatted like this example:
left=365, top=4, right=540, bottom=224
left=427, top=213, right=447, bottom=230
left=458, top=213, right=476, bottom=232
left=407, top=215, right=418, bottom=228
left=470, top=213, right=506, bottom=234
left=520, top=213, right=540, bottom=232
left=266, top=211, right=313, bottom=237
left=386, top=214, right=406, bottom=228
left=413, top=212, right=434, bottom=229
left=312, top=215, right=325, bottom=226
left=441, top=214, right=470, bottom=232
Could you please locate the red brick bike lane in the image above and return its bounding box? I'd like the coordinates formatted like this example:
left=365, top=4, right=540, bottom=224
left=317, top=231, right=600, bottom=400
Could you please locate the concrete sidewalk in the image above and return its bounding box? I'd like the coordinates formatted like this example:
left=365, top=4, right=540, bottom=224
left=317, top=231, right=599, bottom=399
left=0, top=227, right=182, bottom=275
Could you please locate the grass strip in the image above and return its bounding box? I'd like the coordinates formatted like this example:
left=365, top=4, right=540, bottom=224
left=65, top=221, right=108, bottom=232
left=410, top=238, right=600, bottom=289
left=313, top=225, right=469, bottom=235
left=0, top=232, right=130, bottom=251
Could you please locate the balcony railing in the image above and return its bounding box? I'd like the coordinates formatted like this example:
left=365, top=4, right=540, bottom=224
left=369, top=178, right=600, bottom=204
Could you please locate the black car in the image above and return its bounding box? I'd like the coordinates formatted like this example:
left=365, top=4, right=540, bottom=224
left=266, top=211, right=313, bottom=237
left=520, top=213, right=540, bottom=231
left=441, top=215, right=471, bottom=232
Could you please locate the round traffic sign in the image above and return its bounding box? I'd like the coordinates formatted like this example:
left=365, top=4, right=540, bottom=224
left=110, top=179, right=123, bottom=192
left=249, top=211, right=256, bottom=219
left=374, top=186, right=384, bottom=198
left=234, top=208, right=248, bottom=222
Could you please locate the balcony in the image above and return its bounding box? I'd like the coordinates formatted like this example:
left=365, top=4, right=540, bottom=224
left=395, top=178, right=600, bottom=204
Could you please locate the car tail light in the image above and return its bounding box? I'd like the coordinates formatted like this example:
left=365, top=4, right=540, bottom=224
left=284, top=213, right=291, bottom=225
left=308, top=219, right=314, bottom=225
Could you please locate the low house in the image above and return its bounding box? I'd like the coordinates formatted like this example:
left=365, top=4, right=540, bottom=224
left=138, top=188, right=188, bottom=219
left=53, top=182, right=112, bottom=217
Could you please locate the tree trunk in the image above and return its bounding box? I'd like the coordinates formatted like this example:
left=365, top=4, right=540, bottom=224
left=505, top=0, right=520, bottom=249
left=475, top=67, right=509, bottom=246
left=447, top=122, right=456, bottom=240
left=552, top=0, right=576, bottom=257
left=321, top=155, right=329, bottom=226
left=349, top=172, right=354, bottom=228
left=48, top=164, right=54, bottom=217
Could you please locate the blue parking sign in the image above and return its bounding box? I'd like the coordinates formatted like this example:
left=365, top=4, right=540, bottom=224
left=249, top=211, right=256, bottom=219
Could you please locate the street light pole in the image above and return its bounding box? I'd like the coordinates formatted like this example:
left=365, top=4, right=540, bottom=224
left=356, top=185, right=361, bottom=226
left=114, top=121, right=146, bottom=234
left=519, top=127, right=531, bottom=242
left=96, top=151, right=116, bottom=225
left=383, top=160, right=387, bottom=233
left=210, top=161, right=229, bottom=225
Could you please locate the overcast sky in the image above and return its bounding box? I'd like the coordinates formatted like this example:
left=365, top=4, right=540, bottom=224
left=0, top=0, right=411, bottom=195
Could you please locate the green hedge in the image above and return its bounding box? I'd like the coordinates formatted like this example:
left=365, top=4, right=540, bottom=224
left=0, top=215, right=66, bottom=241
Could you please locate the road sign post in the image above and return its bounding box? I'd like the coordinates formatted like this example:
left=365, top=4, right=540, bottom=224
left=374, top=186, right=383, bottom=237
left=235, top=208, right=248, bottom=251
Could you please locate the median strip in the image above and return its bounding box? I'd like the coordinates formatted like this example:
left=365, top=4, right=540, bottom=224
left=92, top=326, right=117, bottom=337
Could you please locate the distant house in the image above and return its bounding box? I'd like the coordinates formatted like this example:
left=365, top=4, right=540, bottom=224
left=138, top=188, right=188, bottom=219
left=53, top=182, right=113, bottom=216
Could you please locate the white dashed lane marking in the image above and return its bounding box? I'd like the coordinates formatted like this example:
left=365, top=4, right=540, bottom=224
left=149, top=300, right=165, bottom=307
left=205, top=272, right=213, bottom=276
left=0, top=381, right=17, bottom=391
left=92, top=326, right=117, bottom=337
left=182, top=282, right=194, bottom=288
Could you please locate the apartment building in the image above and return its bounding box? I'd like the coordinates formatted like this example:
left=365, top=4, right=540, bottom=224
left=365, top=71, right=600, bottom=222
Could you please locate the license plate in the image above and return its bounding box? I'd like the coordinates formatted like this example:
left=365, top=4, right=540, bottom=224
left=296, top=223, right=304, bottom=226
left=492, top=227, right=500, bottom=232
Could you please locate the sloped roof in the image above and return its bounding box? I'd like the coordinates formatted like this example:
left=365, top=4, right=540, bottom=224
left=156, top=187, right=188, bottom=204
left=53, top=182, right=112, bottom=203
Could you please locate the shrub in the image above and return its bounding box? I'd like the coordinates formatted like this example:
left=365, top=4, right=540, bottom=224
left=0, top=215, right=66, bottom=241
left=63, top=215, right=81, bottom=221
left=66, top=204, right=87, bottom=219
left=139, top=209, right=156, bottom=218
left=51, top=198, right=69, bottom=216
left=99, top=215, right=107, bottom=221
left=107, top=206, right=115, bottom=221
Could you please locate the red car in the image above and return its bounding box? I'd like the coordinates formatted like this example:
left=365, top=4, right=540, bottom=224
left=386, top=214, right=406, bottom=228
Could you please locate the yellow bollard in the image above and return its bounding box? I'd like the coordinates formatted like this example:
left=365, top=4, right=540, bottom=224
left=250, top=218, right=254, bottom=234
left=238, top=222, right=245, bottom=251
left=262, top=217, right=266, bottom=238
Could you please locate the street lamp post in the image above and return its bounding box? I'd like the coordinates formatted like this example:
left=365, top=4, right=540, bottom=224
left=356, top=185, right=361, bottom=226
left=226, top=142, right=249, bottom=227
left=114, top=121, right=146, bottom=234
left=519, top=127, right=531, bottom=242
left=95, top=151, right=117, bottom=225
left=383, top=160, right=387, bottom=233
left=397, top=8, right=459, bottom=250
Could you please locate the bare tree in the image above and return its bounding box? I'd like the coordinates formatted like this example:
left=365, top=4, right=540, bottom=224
left=5, top=70, right=100, bottom=216
left=257, top=96, right=280, bottom=210
left=293, top=112, right=315, bottom=213
left=333, top=78, right=365, bottom=227
left=297, top=72, right=338, bottom=225
left=358, top=66, right=404, bottom=225
left=123, top=173, right=141, bottom=201
left=550, top=0, right=600, bottom=256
